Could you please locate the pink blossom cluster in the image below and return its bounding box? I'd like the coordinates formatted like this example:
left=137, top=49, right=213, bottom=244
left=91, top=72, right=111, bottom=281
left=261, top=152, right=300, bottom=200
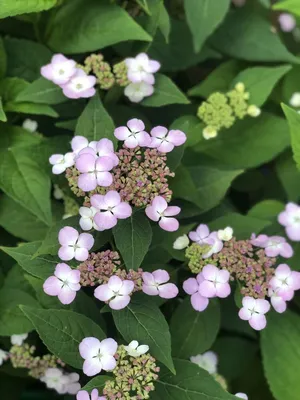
left=124, top=53, right=160, bottom=103
left=183, top=223, right=300, bottom=331
left=41, top=54, right=96, bottom=99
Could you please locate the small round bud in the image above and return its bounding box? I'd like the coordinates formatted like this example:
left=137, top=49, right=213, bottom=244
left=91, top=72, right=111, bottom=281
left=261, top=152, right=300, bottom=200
left=173, top=234, right=189, bottom=250
left=247, top=105, right=261, bottom=117
left=203, top=126, right=218, bottom=140
left=235, top=82, right=245, bottom=93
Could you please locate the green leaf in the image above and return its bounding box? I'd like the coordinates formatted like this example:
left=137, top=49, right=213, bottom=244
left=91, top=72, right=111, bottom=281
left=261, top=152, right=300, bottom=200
left=113, top=210, right=152, bottom=271
left=0, top=37, right=7, bottom=79
left=47, top=0, right=151, bottom=54
left=1, top=242, right=57, bottom=280
left=188, top=60, right=242, bottom=98
left=149, top=19, right=221, bottom=72
left=261, top=310, right=300, bottom=400
left=273, top=0, right=300, bottom=17
left=75, top=92, right=116, bottom=144
left=184, top=0, right=230, bottom=52
left=0, top=288, right=38, bottom=335
left=195, top=112, right=290, bottom=169
left=231, top=65, right=292, bottom=107
left=0, top=97, right=7, bottom=122
left=21, top=307, right=106, bottom=369
left=282, top=104, right=300, bottom=171
left=210, top=8, right=300, bottom=64
left=0, top=0, right=57, bottom=19
left=276, top=152, right=300, bottom=202
left=209, top=212, right=272, bottom=239
left=171, top=163, right=243, bottom=213
left=248, top=200, right=285, bottom=221
left=0, top=195, right=48, bottom=241
left=4, top=38, right=52, bottom=82
left=15, top=77, right=66, bottom=105
left=141, top=74, right=190, bottom=107
left=0, top=146, right=52, bottom=226
left=151, top=359, right=236, bottom=400
left=5, top=101, right=58, bottom=117
left=112, top=296, right=175, bottom=373
left=82, top=376, right=111, bottom=392
left=158, top=2, right=171, bottom=42
left=170, top=297, right=220, bottom=359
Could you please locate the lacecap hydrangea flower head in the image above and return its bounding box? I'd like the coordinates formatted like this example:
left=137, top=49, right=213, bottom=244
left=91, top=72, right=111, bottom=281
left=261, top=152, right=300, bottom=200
left=180, top=222, right=300, bottom=331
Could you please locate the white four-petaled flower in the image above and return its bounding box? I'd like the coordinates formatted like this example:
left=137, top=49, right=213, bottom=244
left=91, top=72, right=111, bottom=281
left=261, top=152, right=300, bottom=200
left=124, top=340, right=149, bottom=357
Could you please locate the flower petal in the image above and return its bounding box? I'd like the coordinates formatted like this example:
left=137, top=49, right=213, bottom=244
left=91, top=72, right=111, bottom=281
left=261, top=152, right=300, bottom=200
left=113, top=202, right=132, bottom=219
left=76, top=153, right=96, bottom=173
left=167, top=130, right=186, bottom=146
left=109, top=295, right=131, bottom=310
left=58, top=286, right=77, bottom=305
left=119, top=280, right=134, bottom=295
left=78, top=173, right=97, bottom=192
left=199, top=280, right=217, bottom=298
left=249, top=314, right=267, bottom=331
left=99, top=338, right=118, bottom=356
left=159, top=216, right=179, bottom=232
left=202, top=264, right=219, bottom=281
left=191, top=292, right=209, bottom=312
left=59, top=226, right=78, bottom=246
left=100, top=354, right=117, bottom=371
left=94, top=284, right=114, bottom=301
left=43, top=276, right=61, bottom=296
left=58, top=246, right=75, bottom=261
left=83, top=358, right=102, bottom=377
left=183, top=278, right=198, bottom=295
left=79, top=337, right=101, bottom=359
left=158, top=283, right=178, bottom=299
left=77, top=233, right=94, bottom=250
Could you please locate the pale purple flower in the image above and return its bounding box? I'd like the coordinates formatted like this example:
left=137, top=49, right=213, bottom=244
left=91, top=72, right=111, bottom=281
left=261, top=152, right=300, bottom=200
left=96, top=139, right=119, bottom=166
left=183, top=274, right=209, bottom=312
left=124, top=82, right=154, bottom=103
left=278, top=13, right=296, bottom=32
left=149, top=126, right=187, bottom=153
left=79, top=337, right=117, bottom=376
left=76, top=154, right=114, bottom=191
left=114, top=119, right=151, bottom=148
left=145, top=196, right=180, bottom=232
left=91, top=191, right=132, bottom=231
left=142, top=269, right=179, bottom=299
left=235, top=394, right=248, bottom=400
left=189, top=224, right=210, bottom=244
left=62, top=68, right=96, bottom=99
left=190, top=351, right=218, bottom=374
left=49, top=153, right=75, bottom=174
left=43, top=263, right=81, bottom=305
left=94, top=276, right=134, bottom=310
left=269, top=264, right=300, bottom=301
left=63, top=372, right=81, bottom=395
left=278, top=202, right=300, bottom=241
left=77, top=389, right=104, bottom=400
left=238, top=296, right=270, bottom=331
left=251, top=234, right=293, bottom=258
left=125, top=53, right=160, bottom=85
left=268, top=287, right=287, bottom=314
left=41, top=54, right=77, bottom=85
left=40, top=368, right=69, bottom=393
left=79, top=206, right=99, bottom=231
left=58, top=226, right=94, bottom=261
left=188, top=225, right=223, bottom=258
left=199, top=265, right=231, bottom=298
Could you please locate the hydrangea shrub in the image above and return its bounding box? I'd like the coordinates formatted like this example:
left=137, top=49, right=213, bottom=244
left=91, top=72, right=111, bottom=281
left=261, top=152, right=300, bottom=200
left=1, top=1, right=300, bottom=399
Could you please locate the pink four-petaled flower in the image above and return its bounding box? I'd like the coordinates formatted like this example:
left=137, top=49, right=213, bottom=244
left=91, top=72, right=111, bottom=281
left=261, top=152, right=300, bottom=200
left=142, top=269, right=178, bottom=299
left=77, top=389, right=105, bottom=400
left=149, top=126, right=186, bottom=153
left=199, top=265, right=231, bottom=298
left=278, top=202, right=300, bottom=241
left=250, top=234, right=293, bottom=258
left=41, top=54, right=77, bottom=85
left=62, top=69, right=96, bottom=99
left=114, top=119, right=151, bottom=149
left=145, top=196, right=180, bottom=232
left=76, top=154, right=114, bottom=191
left=43, top=263, right=81, bottom=305
left=269, top=263, right=300, bottom=301
left=79, top=337, right=117, bottom=377
left=58, top=226, right=94, bottom=261
left=94, top=276, right=134, bottom=310
left=90, top=191, right=132, bottom=231
left=188, top=224, right=223, bottom=258
left=238, top=296, right=270, bottom=331
left=183, top=274, right=209, bottom=312
left=125, top=53, right=160, bottom=85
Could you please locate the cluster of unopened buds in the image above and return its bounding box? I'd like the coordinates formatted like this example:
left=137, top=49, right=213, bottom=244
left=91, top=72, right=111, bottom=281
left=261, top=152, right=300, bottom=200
left=197, top=82, right=261, bottom=140
left=177, top=221, right=300, bottom=331
left=0, top=333, right=80, bottom=395
left=41, top=52, right=160, bottom=103
left=45, top=118, right=185, bottom=306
